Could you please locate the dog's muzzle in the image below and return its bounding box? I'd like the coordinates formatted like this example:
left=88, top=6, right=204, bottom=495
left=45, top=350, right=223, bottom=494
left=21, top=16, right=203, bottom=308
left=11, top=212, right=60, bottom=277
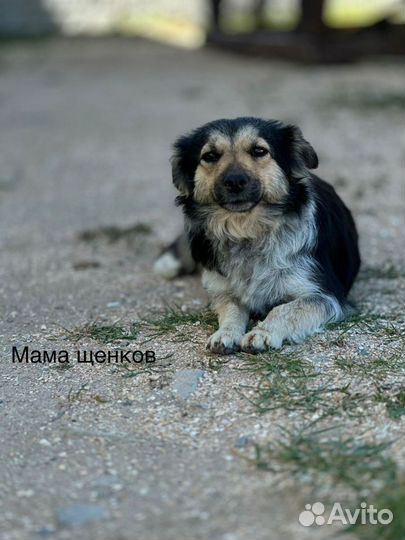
left=214, top=170, right=262, bottom=212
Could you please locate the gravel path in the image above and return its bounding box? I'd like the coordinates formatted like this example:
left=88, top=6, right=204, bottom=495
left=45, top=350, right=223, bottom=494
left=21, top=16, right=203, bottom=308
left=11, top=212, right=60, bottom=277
left=0, top=38, right=404, bottom=540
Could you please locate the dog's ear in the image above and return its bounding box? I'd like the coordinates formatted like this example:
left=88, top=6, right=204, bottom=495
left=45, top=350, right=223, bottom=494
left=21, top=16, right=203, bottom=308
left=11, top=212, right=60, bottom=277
left=171, top=132, right=200, bottom=196
left=171, top=153, right=191, bottom=196
left=285, top=124, right=318, bottom=173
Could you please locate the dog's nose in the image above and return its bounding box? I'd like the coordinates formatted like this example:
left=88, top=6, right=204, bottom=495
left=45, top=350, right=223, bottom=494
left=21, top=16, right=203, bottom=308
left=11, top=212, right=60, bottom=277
left=223, top=173, right=248, bottom=193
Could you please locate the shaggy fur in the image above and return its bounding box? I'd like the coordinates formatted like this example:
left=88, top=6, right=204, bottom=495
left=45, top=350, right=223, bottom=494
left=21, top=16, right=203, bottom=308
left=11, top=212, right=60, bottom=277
left=154, top=117, right=360, bottom=354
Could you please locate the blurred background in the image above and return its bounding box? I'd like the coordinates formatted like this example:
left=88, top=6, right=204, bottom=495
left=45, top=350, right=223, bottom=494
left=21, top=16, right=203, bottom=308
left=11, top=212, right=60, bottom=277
left=1, top=0, right=404, bottom=58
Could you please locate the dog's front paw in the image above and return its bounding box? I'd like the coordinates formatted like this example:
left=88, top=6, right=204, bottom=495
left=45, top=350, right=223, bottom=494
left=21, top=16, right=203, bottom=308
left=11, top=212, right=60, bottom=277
left=207, top=329, right=242, bottom=355
left=241, top=327, right=283, bottom=353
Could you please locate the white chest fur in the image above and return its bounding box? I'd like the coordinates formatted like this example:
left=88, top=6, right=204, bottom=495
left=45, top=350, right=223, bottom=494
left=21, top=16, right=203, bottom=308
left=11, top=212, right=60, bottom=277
left=202, top=212, right=319, bottom=314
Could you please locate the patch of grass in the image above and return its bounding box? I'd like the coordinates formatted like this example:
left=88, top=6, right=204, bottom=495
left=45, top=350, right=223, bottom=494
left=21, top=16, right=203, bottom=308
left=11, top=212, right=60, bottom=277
left=66, top=322, right=139, bottom=344
left=243, top=374, right=367, bottom=417
left=67, top=385, right=109, bottom=404
left=386, top=390, right=405, bottom=420
left=326, top=314, right=404, bottom=354
left=251, top=422, right=396, bottom=492
left=374, top=385, right=405, bottom=420
left=237, top=312, right=404, bottom=419
left=116, top=362, right=172, bottom=379
left=241, top=420, right=404, bottom=538
left=348, top=478, right=405, bottom=540
left=335, top=350, right=405, bottom=378
left=110, top=352, right=173, bottom=380
left=238, top=350, right=368, bottom=417
left=332, top=315, right=405, bottom=391
left=140, top=305, right=217, bottom=343
left=237, top=349, right=312, bottom=376
left=78, top=222, right=152, bottom=243
left=67, top=384, right=87, bottom=403
left=326, top=313, right=381, bottom=334
left=65, top=305, right=216, bottom=345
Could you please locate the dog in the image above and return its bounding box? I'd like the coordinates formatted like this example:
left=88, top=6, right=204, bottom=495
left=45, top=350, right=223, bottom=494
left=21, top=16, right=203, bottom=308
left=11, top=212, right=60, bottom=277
left=154, top=117, right=360, bottom=354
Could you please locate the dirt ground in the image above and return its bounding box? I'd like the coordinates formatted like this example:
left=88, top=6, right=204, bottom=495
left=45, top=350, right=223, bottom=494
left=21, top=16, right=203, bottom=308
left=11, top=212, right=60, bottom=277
left=0, top=38, right=404, bottom=540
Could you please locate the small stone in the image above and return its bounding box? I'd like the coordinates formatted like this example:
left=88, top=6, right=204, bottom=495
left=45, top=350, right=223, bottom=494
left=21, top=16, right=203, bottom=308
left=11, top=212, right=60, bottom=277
left=38, top=438, right=51, bottom=447
left=17, top=489, right=34, bottom=497
left=57, top=504, right=108, bottom=527
left=107, top=301, right=121, bottom=308
left=172, top=369, right=206, bottom=400
left=120, top=399, right=133, bottom=406
left=234, top=435, right=250, bottom=448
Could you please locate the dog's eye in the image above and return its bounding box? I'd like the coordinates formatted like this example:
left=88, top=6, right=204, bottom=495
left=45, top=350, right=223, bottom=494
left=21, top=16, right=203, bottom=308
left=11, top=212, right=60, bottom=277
left=201, top=151, right=220, bottom=164
left=250, top=146, right=269, bottom=158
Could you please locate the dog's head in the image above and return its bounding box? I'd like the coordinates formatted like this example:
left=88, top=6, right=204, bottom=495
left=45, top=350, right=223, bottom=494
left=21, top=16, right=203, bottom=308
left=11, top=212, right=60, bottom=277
left=171, top=117, right=318, bottom=212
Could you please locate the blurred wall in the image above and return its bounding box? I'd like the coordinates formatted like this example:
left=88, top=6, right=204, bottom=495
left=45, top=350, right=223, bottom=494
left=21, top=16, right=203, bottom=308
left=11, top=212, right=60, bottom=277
left=0, top=0, right=206, bottom=37
left=0, top=0, right=400, bottom=38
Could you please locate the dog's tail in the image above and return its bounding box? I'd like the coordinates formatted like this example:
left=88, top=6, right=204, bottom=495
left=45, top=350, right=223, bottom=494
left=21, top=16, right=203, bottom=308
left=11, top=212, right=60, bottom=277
left=153, top=232, right=197, bottom=279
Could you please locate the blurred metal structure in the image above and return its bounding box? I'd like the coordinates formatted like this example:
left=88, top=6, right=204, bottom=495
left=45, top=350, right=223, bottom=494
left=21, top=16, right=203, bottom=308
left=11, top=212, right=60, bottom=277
left=207, top=0, right=405, bottom=62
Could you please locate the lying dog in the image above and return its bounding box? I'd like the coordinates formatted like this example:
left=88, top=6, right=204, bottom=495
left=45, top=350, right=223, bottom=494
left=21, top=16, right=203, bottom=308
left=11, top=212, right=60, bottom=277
left=154, top=117, right=360, bottom=354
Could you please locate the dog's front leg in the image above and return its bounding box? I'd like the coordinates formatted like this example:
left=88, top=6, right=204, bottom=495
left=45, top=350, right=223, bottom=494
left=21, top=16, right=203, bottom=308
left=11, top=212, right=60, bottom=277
left=207, top=299, right=249, bottom=354
left=241, top=295, right=342, bottom=353
left=203, top=270, right=249, bottom=354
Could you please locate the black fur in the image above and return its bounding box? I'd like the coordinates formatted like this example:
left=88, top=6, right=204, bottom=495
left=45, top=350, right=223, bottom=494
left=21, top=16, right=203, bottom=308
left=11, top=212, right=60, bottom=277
left=311, top=176, right=361, bottom=302
left=177, top=196, right=220, bottom=272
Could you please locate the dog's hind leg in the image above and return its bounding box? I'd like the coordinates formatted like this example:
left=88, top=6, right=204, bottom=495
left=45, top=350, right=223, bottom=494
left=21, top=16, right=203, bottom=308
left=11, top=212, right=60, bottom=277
left=241, top=294, right=342, bottom=353
left=154, top=233, right=197, bottom=279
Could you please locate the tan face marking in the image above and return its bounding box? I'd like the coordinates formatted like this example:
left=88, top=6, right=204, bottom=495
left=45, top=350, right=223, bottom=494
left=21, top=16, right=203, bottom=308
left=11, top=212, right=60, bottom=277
left=193, top=126, right=288, bottom=205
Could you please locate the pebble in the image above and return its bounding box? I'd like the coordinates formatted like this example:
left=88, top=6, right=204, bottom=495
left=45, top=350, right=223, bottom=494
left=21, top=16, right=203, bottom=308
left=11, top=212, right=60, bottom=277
left=234, top=435, right=250, bottom=448
left=172, top=369, right=206, bottom=400
left=38, top=438, right=51, bottom=447
left=107, top=301, right=121, bottom=308
left=17, top=489, right=34, bottom=497
left=57, top=504, right=108, bottom=527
